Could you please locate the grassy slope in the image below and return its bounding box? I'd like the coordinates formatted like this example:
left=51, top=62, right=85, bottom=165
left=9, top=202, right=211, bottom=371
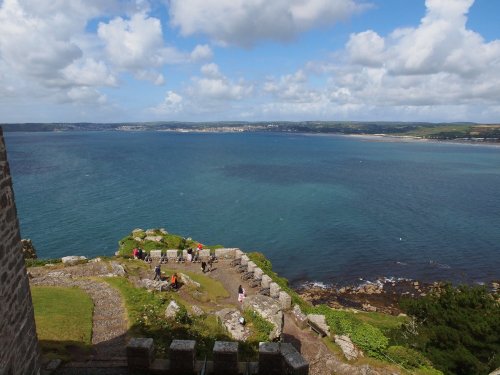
left=31, top=286, right=93, bottom=360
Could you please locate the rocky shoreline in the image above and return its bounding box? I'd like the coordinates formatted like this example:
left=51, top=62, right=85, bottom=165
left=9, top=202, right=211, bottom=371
left=295, top=278, right=500, bottom=315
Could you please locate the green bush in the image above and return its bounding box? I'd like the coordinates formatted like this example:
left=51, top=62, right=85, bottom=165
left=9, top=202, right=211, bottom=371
left=25, top=258, right=62, bottom=267
left=313, top=305, right=389, bottom=359
left=400, top=284, right=500, bottom=375
left=386, top=345, right=431, bottom=369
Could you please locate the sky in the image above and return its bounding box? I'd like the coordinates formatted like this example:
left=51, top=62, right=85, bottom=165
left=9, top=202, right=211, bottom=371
left=0, top=0, right=499, bottom=123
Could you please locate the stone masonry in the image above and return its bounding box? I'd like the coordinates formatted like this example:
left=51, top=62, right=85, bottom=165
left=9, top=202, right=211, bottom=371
left=0, top=127, right=42, bottom=374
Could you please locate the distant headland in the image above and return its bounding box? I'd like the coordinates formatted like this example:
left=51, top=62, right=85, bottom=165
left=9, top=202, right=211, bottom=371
left=2, top=121, right=500, bottom=143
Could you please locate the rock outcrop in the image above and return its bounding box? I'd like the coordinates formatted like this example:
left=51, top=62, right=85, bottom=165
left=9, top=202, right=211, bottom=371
left=21, top=239, right=37, bottom=259
left=216, top=308, right=250, bottom=341
left=334, top=335, right=363, bottom=361
left=242, top=295, right=283, bottom=341
left=61, top=256, right=87, bottom=265
left=165, top=300, right=181, bottom=319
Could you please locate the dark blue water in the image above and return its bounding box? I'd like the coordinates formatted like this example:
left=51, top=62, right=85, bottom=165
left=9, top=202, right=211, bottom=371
left=4, top=131, right=500, bottom=286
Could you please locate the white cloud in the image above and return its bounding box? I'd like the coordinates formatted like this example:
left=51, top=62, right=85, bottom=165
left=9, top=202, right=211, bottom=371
left=170, top=0, right=367, bottom=47
left=261, top=0, right=500, bottom=122
left=190, top=44, right=213, bottom=61
left=97, top=11, right=186, bottom=83
left=66, top=87, right=107, bottom=105
left=150, top=90, right=183, bottom=114
left=189, top=64, right=253, bottom=100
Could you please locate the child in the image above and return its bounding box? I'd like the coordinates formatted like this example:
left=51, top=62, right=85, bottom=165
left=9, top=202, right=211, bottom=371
left=238, top=285, right=246, bottom=303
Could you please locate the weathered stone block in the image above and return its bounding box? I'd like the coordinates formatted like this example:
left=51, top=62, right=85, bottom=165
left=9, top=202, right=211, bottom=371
left=280, top=343, right=309, bottom=375
left=292, top=304, right=308, bottom=329
left=166, top=249, right=178, bottom=260
left=261, top=275, right=272, bottom=289
left=279, top=291, right=292, bottom=310
left=150, top=250, right=162, bottom=258
left=126, top=338, right=154, bottom=370
left=258, top=342, right=281, bottom=375
left=170, top=340, right=196, bottom=374
left=213, top=341, right=239, bottom=375
left=247, top=261, right=257, bottom=273
left=234, top=249, right=244, bottom=259
left=253, top=267, right=264, bottom=280
left=215, top=248, right=236, bottom=259
left=240, top=255, right=249, bottom=266
left=269, top=282, right=281, bottom=298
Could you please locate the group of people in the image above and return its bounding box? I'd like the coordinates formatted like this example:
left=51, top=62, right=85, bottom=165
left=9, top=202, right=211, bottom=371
left=153, top=264, right=178, bottom=289
left=132, top=247, right=152, bottom=263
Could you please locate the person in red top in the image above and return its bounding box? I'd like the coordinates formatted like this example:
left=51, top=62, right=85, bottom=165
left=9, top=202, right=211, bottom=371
left=133, top=248, right=139, bottom=259
left=170, top=273, right=178, bottom=289
left=197, top=243, right=203, bottom=251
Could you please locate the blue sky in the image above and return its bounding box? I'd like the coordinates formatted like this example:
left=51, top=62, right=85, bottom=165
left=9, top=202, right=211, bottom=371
left=0, top=0, right=499, bottom=123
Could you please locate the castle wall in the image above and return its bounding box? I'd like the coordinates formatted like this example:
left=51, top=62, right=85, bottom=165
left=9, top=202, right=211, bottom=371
left=0, top=127, right=41, bottom=374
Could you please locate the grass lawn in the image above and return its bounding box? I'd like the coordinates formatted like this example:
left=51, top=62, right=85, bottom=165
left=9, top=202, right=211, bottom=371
left=31, top=286, right=93, bottom=360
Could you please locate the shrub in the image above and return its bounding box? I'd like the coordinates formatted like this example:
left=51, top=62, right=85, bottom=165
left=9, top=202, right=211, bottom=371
left=386, top=345, right=431, bottom=369
left=400, top=284, right=500, bottom=375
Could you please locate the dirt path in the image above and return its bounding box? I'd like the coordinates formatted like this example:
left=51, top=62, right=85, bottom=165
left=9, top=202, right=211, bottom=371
left=31, top=274, right=128, bottom=359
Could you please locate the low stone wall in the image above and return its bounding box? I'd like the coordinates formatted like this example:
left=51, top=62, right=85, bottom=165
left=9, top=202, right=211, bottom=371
left=127, top=338, right=309, bottom=375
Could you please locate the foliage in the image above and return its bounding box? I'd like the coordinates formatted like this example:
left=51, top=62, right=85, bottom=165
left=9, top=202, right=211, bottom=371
left=104, top=277, right=231, bottom=358
left=313, top=305, right=389, bottom=359
left=386, top=346, right=432, bottom=369
left=25, top=258, right=62, bottom=267
left=31, top=286, right=93, bottom=360
left=243, top=310, right=274, bottom=342
left=399, top=284, right=500, bottom=375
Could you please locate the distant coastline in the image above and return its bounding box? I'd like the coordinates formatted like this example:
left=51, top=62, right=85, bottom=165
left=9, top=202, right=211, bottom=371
left=2, top=121, right=500, bottom=144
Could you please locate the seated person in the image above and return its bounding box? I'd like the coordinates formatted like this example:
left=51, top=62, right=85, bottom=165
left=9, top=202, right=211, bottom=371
left=170, top=273, right=178, bottom=289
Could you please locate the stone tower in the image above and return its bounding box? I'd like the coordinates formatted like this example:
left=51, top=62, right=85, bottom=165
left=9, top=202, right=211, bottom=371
left=0, top=127, right=41, bottom=374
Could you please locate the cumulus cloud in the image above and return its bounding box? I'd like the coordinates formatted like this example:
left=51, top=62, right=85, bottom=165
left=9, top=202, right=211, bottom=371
left=189, top=64, right=253, bottom=101
left=190, top=44, right=213, bottom=61
left=170, top=0, right=367, bottom=47
left=97, top=11, right=186, bottom=83
left=150, top=90, right=184, bottom=114
left=261, top=0, right=500, bottom=121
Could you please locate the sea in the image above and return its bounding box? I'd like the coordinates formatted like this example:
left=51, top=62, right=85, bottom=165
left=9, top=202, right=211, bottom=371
left=4, top=131, right=500, bottom=287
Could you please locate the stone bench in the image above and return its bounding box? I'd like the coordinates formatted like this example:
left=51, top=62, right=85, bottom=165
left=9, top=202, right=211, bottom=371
left=306, top=314, right=330, bottom=338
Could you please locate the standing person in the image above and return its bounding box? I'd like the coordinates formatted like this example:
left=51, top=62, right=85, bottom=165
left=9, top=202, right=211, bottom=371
left=197, top=243, right=203, bottom=251
left=201, top=261, right=207, bottom=273
left=187, top=248, right=193, bottom=262
left=138, top=248, right=143, bottom=260
left=133, top=248, right=139, bottom=259
left=238, top=285, right=246, bottom=303
left=153, top=264, right=161, bottom=280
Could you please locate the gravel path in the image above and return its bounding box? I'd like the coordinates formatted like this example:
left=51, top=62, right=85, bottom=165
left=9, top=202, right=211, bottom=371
left=31, top=274, right=128, bottom=359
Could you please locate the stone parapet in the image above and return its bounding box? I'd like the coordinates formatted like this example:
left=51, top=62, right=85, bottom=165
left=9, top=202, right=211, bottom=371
left=215, top=248, right=237, bottom=259
left=199, top=249, right=211, bottom=260
left=261, top=274, right=272, bottom=288
left=280, top=343, right=309, bottom=375
left=270, top=282, right=281, bottom=298
left=253, top=267, right=264, bottom=280
left=279, top=291, right=292, bottom=310
left=258, top=342, right=281, bottom=375
left=126, top=338, right=154, bottom=370
left=166, top=249, right=178, bottom=260
left=170, top=340, right=196, bottom=374
left=150, top=249, right=162, bottom=258
left=240, top=254, right=249, bottom=266
left=213, top=341, right=239, bottom=375
left=247, top=261, right=257, bottom=273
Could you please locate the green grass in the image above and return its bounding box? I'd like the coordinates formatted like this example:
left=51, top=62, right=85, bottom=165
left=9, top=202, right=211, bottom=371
left=25, top=258, right=62, bottom=267
left=31, top=286, right=93, bottom=360
left=103, top=277, right=232, bottom=358
left=356, top=311, right=408, bottom=333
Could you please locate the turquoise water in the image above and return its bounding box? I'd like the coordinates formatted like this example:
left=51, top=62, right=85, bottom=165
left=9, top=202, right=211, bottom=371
left=4, top=131, right=500, bottom=286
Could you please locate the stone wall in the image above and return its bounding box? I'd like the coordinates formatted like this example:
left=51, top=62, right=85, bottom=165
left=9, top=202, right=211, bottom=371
left=0, top=127, right=41, bottom=374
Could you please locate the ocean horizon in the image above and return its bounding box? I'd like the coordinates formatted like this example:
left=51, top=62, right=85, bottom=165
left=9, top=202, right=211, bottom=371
left=5, top=131, right=500, bottom=287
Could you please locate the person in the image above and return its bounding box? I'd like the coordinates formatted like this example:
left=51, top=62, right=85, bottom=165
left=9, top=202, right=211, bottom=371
left=238, top=285, right=246, bottom=303
left=171, top=273, right=178, bottom=289
left=193, top=249, right=199, bottom=263
left=153, top=264, right=161, bottom=281
left=197, top=243, right=203, bottom=251
left=201, top=261, right=207, bottom=273
left=138, top=248, right=143, bottom=260
left=132, top=248, right=139, bottom=259
left=187, top=248, right=193, bottom=262
left=207, top=256, right=214, bottom=272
